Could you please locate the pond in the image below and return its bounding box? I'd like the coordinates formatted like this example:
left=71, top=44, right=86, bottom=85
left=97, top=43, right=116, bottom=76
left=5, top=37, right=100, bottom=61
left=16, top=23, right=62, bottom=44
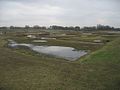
left=8, top=40, right=88, bottom=61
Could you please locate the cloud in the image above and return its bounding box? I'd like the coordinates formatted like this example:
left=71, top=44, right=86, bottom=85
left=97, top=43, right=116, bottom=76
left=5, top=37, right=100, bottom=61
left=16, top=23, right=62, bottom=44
left=0, top=0, right=120, bottom=27
left=0, top=1, right=64, bottom=26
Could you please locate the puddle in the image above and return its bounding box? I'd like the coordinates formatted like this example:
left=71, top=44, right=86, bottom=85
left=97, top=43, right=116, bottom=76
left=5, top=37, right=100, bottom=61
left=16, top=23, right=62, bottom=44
left=32, top=40, right=47, bottom=43
left=8, top=40, right=88, bottom=61
left=41, top=37, right=56, bottom=40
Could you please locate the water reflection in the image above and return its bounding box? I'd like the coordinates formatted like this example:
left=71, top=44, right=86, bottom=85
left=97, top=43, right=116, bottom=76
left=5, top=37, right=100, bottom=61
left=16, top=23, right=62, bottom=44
left=8, top=40, right=88, bottom=61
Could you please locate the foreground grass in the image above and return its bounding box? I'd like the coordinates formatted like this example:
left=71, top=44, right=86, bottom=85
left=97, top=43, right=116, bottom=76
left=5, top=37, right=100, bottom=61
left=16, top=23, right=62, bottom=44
left=0, top=36, right=120, bottom=90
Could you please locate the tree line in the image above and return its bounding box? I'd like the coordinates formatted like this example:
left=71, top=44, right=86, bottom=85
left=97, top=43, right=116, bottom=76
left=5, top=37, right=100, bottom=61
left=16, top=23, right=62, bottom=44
left=0, top=24, right=120, bottom=31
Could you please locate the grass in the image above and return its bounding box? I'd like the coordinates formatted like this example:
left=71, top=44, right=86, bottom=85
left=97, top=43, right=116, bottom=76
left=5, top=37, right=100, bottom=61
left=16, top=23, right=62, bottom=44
left=0, top=33, right=120, bottom=90
left=8, top=35, right=104, bottom=51
left=80, top=38, right=120, bottom=90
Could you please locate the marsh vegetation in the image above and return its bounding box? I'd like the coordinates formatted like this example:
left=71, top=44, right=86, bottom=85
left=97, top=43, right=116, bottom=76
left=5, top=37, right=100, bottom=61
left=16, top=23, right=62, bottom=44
left=0, top=29, right=120, bottom=90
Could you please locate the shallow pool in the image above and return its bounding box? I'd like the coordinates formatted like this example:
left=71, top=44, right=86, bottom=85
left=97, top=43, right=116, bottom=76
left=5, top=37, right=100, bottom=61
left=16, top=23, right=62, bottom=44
left=8, top=40, right=88, bottom=61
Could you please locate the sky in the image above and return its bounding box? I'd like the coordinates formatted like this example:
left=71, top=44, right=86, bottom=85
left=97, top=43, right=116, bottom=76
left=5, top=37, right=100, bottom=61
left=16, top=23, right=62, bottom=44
left=0, top=0, right=120, bottom=27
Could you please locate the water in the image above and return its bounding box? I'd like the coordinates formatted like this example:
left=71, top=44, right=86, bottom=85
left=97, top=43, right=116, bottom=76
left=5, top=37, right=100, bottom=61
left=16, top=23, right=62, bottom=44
left=32, top=40, right=47, bottom=43
left=8, top=40, right=88, bottom=61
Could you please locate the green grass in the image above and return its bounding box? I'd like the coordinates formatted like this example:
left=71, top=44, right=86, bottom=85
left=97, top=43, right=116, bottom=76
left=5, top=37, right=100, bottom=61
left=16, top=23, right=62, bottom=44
left=0, top=34, right=120, bottom=90
left=80, top=38, right=120, bottom=90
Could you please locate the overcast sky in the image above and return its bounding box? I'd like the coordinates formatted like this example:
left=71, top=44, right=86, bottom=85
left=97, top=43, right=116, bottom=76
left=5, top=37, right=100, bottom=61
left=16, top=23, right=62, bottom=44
left=0, top=0, right=120, bottom=27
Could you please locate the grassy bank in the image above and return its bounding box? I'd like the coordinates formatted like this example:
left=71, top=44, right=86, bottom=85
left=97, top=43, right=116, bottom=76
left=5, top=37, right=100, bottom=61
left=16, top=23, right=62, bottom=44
left=0, top=36, right=120, bottom=90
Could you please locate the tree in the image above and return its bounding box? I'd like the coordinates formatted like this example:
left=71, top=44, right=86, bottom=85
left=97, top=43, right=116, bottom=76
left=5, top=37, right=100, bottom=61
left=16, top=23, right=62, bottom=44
left=75, top=26, right=80, bottom=30
left=10, top=26, right=14, bottom=29
left=25, top=25, right=30, bottom=29
left=33, top=25, right=40, bottom=29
